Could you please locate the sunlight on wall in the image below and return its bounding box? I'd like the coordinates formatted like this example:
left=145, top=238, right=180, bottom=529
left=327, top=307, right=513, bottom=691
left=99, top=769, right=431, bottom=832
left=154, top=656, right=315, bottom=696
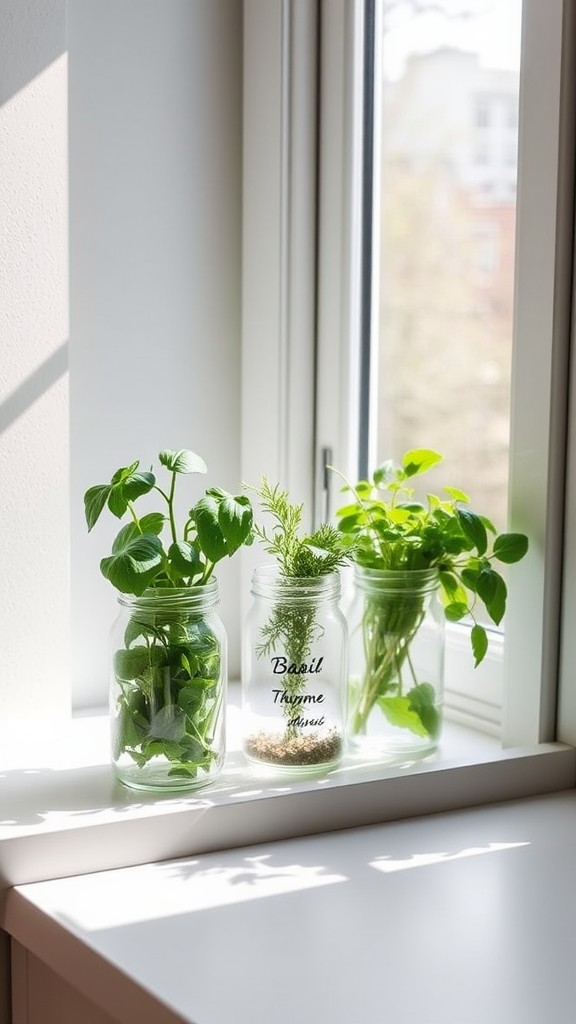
left=0, top=27, right=69, bottom=722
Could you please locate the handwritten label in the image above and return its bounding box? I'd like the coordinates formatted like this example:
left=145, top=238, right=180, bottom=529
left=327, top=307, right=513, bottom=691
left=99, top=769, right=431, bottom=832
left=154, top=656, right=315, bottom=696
left=270, top=656, right=324, bottom=675
left=272, top=688, right=326, bottom=729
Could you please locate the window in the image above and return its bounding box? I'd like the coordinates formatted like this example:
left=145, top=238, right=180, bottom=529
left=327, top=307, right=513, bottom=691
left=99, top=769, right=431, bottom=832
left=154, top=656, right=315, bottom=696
left=3, top=0, right=573, bottom=768
left=313, top=0, right=576, bottom=749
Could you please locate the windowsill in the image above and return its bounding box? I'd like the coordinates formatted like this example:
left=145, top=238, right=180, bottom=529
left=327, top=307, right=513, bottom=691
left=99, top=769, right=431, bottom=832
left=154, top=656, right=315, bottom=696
left=1, top=690, right=574, bottom=896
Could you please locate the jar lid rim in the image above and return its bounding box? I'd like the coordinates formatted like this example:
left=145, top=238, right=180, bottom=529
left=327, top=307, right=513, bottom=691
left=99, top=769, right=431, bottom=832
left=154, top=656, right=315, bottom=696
left=117, top=579, right=219, bottom=606
left=252, top=563, right=342, bottom=584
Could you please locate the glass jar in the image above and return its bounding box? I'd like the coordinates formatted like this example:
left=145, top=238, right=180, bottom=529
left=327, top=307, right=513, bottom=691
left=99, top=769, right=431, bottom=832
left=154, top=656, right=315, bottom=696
left=347, top=567, right=444, bottom=759
left=242, top=566, right=347, bottom=772
left=110, top=582, right=226, bottom=791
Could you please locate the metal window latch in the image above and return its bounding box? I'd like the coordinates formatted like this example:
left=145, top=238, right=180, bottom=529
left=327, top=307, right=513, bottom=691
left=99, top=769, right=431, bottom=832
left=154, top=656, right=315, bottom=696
left=316, top=446, right=333, bottom=527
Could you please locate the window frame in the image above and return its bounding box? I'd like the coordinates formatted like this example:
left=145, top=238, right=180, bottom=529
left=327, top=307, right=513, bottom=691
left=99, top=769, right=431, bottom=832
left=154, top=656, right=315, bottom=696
left=243, top=0, right=576, bottom=754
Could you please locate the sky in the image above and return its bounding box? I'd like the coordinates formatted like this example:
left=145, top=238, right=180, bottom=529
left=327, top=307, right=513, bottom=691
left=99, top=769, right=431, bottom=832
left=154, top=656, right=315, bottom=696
left=383, top=0, right=522, bottom=80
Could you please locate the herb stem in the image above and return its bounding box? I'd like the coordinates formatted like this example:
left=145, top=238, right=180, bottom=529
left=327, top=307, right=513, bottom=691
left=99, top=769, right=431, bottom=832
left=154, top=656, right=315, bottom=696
left=167, top=472, right=178, bottom=545
left=127, top=502, right=142, bottom=532
left=200, top=560, right=215, bottom=585
left=153, top=485, right=172, bottom=505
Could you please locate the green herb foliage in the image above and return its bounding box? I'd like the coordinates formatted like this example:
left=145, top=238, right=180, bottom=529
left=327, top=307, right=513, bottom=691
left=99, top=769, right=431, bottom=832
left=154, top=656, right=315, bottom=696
left=85, top=449, right=253, bottom=781
left=251, top=478, right=350, bottom=743
left=334, top=449, right=528, bottom=740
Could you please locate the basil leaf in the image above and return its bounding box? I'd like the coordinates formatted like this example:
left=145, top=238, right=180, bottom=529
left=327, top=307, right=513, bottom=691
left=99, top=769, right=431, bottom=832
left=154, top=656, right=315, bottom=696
left=218, top=494, right=253, bottom=555
left=159, top=449, right=208, bottom=475
left=84, top=484, right=111, bottom=531
left=100, top=533, right=163, bottom=595
left=193, top=496, right=228, bottom=563
left=168, top=540, right=202, bottom=577
left=106, top=463, right=155, bottom=519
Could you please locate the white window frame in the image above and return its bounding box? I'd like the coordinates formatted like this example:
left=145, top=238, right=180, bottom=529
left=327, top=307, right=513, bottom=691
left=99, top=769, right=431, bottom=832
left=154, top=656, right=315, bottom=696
left=242, top=0, right=576, bottom=758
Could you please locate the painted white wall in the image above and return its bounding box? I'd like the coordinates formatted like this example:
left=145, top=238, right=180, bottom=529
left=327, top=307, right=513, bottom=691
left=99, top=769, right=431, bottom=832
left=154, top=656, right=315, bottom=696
left=68, top=0, right=244, bottom=707
left=0, top=1, right=69, bottom=721
left=1, top=0, right=243, bottom=716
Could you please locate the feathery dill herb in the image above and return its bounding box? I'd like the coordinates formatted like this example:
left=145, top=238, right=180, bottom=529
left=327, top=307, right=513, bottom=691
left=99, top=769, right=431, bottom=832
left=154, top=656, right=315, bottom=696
left=245, top=478, right=350, bottom=766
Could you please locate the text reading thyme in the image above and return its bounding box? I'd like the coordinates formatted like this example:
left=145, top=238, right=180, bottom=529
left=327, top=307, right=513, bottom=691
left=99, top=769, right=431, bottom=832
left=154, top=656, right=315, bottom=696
left=271, top=656, right=325, bottom=728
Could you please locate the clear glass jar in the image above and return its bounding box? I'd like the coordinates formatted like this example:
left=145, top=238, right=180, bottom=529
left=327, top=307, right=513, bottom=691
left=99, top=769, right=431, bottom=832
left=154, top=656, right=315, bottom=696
left=242, top=566, right=347, bottom=772
left=347, top=567, right=444, bottom=758
left=110, top=582, right=226, bottom=791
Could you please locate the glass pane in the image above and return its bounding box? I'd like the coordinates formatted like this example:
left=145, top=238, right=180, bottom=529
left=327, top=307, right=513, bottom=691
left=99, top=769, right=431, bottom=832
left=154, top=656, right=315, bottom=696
left=375, top=0, right=522, bottom=533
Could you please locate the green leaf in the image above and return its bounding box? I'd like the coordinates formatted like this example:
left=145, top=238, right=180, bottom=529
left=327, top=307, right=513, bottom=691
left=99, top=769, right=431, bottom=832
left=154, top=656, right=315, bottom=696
left=139, top=512, right=165, bottom=535
left=493, top=532, right=529, bottom=564
left=336, top=512, right=363, bottom=534
left=457, top=509, right=488, bottom=556
left=439, top=571, right=465, bottom=600
left=479, top=514, right=497, bottom=535
left=114, top=701, right=148, bottom=758
left=111, top=461, right=139, bottom=485
left=443, top=485, right=470, bottom=503
left=106, top=462, right=155, bottom=519
left=354, top=480, right=373, bottom=500
left=168, top=764, right=200, bottom=778
left=476, top=567, right=499, bottom=606
left=193, top=496, right=228, bottom=563
left=460, top=567, right=480, bottom=593
left=149, top=705, right=188, bottom=742
left=485, top=573, right=507, bottom=626
left=122, top=471, right=155, bottom=501
left=444, top=601, right=469, bottom=622
left=123, top=616, right=156, bottom=648
left=218, top=494, right=253, bottom=555
left=406, top=682, right=440, bottom=738
left=110, top=515, right=164, bottom=555
left=168, top=540, right=202, bottom=577
left=402, top=449, right=442, bottom=478
left=373, top=460, right=397, bottom=488
left=471, top=624, right=489, bottom=667
left=177, top=685, right=205, bottom=718
left=159, top=449, right=208, bottom=475
left=84, top=484, right=112, bottom=531
left=378, top=695, right=428, bottom=737
left=101, top=533, right=163, bottom=595
left=114, top=645, right=165, bottom=680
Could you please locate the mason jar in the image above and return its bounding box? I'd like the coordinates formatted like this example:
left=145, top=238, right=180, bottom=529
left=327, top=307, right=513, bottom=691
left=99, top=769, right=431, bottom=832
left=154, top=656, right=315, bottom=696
left=110, top=582, right=226, bottom=791
left=346, top=567, right=444, bottom=758
left=242, top=566, right=347, bottom=772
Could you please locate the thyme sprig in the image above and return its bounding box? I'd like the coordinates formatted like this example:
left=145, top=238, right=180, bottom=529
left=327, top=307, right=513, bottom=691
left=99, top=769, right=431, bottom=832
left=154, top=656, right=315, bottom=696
left=249, top=478, right=351, bottom=744
left=251, top=477, right=351, bottom=579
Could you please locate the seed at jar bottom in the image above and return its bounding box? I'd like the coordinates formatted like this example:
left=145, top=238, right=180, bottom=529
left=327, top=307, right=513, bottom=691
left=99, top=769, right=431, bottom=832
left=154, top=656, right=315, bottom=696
left=244, top=729, right=342, bottom=766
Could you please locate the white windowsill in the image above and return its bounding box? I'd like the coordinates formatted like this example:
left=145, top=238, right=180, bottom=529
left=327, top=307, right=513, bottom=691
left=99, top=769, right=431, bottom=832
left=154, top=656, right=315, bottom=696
left=1, top=686, right=574, bottom=897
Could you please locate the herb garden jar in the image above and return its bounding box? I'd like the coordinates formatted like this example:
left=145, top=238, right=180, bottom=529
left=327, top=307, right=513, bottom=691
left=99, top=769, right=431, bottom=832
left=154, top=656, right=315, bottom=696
left=110, top=582, right=227, bottom=791
left=346, top=567, right=444, bottom=758
left=242, top=566, right=347, bottom=772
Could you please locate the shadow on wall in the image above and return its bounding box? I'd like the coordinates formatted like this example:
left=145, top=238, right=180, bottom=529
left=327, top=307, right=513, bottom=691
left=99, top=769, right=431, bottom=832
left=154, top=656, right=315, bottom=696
left=0, top=0, right=66, bottom=108
left=0, top=342, right=69, bottom=434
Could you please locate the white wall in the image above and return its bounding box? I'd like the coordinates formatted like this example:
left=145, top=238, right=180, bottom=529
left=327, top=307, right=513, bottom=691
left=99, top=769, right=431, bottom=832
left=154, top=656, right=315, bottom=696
left=0, top=1, right=69, bottom=721
left=69, top=0, right=244, bottom=707
left=1, top=0, right=243, bottom=717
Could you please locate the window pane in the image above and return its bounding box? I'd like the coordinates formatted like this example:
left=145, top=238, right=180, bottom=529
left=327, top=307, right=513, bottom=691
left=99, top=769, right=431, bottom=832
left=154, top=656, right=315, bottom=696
left=375, top=0, right=522, bottom=533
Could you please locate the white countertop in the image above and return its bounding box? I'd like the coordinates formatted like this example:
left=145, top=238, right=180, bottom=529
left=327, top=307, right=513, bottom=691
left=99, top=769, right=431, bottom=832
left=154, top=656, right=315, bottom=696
left=5, top=789, right=576, bottom=1024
